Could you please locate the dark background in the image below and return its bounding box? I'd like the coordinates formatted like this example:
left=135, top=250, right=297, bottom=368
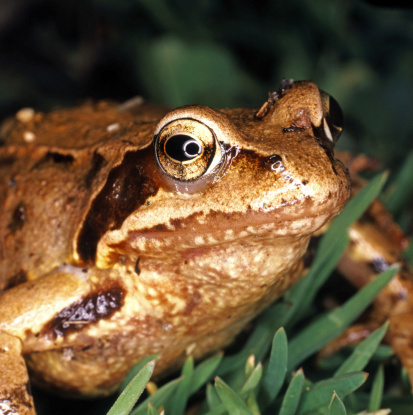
left=1, top=0, right=412, bottom=168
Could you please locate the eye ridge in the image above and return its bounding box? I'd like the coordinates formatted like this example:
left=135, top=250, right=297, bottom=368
left=165, top=134, right=203, bottom=163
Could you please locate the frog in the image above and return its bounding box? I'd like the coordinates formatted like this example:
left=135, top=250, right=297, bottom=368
left=0, top=79, right=358, bottom=414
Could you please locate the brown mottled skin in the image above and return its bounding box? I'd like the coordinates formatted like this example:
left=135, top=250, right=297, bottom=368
left=1, top=80, right=353, bottom=412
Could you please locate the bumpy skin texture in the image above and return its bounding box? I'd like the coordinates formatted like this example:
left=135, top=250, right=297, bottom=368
left=0, top=81, right=350, bottom=410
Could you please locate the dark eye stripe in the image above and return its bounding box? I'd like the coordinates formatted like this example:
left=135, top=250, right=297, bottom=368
left=77, top=148, right=158, bottom=264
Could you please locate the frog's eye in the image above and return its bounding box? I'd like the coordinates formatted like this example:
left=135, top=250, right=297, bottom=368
left=321, top=92, right=344, bottom=143
left=155, top=118, right=222, bottom=181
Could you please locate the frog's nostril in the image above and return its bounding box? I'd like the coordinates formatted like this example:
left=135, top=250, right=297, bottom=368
left=264, top=155, right=285, bottom=173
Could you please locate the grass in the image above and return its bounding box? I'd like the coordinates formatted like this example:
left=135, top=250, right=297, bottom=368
left=105, top=172, right=413, bottom=415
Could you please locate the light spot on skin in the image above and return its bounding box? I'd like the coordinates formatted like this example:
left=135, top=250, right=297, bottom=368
left=107, top=123, right=120, bottom=132
left=147, top=287, right=158, bottom=297
left=195, top=236, right=204, bottom=245
left=23, top=131, right=36, bottom=142
left=62, top=348, right=74, bottom=361
left=57, top=264, right=91, bottom=283
left=197, top=216, right=206, bottom=225
left=186, top=342, right=196, bottom=355
left=16, top=107, right=35, bottom=123
left=162, top=323, right=173, bottom=331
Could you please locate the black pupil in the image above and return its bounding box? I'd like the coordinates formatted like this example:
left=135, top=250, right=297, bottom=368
left=165, top=135, right=202, bottom=162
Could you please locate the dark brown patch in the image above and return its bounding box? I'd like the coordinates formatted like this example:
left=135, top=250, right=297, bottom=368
left=7, top=203, right=27, bottom=233
left=302, top=180, right=308, bottom=185
left=5, top=269, right=27, bottom=289
left=32, top=151, right=75, bottom=170
left=135, top=257, right=141, bottom=275
left=183, top=291, right=202, bottom=316
left=0, top=155, right=17, bottom=166
left=81, top=345, right=92, bottom=351
left=42, top=283, right=126, bottom=339
left=152, top=224, right=168, bottom=232
left=77, top=147, right=159, bottom=263
left=84, top=151, right=106, bottom=188
left=137, top=212, right=203, bottom=235
left=46, top=151, right=75, bottom=164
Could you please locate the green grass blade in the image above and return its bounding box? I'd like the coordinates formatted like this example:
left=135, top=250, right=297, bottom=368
left=382, top=151, right=413, bottom=215
left=120, top=355, right=159, bottom=392
left=240, top=362, right=263, bottom=395
left=189, top=353, right=223, bottom=394
left=288, top=265, right=398, bottom=371
left=297, top=372, right=367, bottom=415
left=204, top=405, right=226, bottom=415
left=205, top=383, right=226, bottom=415
left=245, top=355, right=255, bottom=379
left=214, top=377, right=252, bottom=415
left=283, top=233, right=349, bottom=328
left=334, top=322, right=389, bottom=377
left=373, top=345, right=394, bottom=360
left=218, top=303, right=289, bottom=375
left=207, top=383, right=223, bottom=410
left=259, top=327, right=288, bottom=407
left=146, top=403, right=158, bottom=415
left=170, top=357, right=194, bottom=415
left=279, top=369, right=304, bottom=415
left=246, top=392, right=260, bottom=415
left=107, top=359, right=156, bottom=415
left=131, top=377, right=182, bottom=415
left=326, top=392, right=346, bottom=415
left=369, top=365, right=385, bottom=412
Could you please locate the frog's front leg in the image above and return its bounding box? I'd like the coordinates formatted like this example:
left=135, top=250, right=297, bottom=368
left=0, top=269, right=92, bottom=414
left=0, top=331, right=35, bottom=415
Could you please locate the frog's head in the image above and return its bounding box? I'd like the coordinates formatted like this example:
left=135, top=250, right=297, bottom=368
left=76, top=80, right=350, bottom=268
